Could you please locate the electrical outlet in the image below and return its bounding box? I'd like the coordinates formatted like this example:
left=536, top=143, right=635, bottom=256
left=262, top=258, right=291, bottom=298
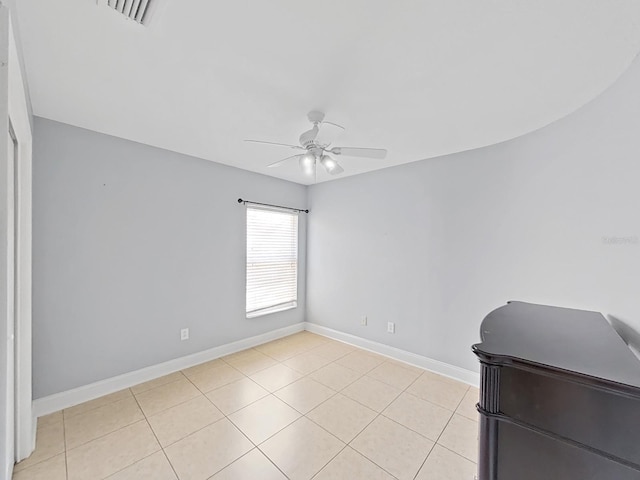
left=387, top=322, right=395, bottom=333
left=180, top=328, right=189, bottom=341
left=360, top=315, right=367, bottom=326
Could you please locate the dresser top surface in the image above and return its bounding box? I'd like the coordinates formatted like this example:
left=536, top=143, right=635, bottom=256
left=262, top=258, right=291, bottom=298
left=473, top=302, right=640, bottom=389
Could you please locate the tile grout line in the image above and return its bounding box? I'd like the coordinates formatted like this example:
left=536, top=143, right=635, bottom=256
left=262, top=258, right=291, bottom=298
left=208, top=386, right=270, bottom=417
left=346, top=409, right=401, bottom=479
left=62, top=389, right=136, bottom=420
left=229, top=339, right=344, bottom=479
left=129, top=387, right=182, bottom=480
left=385, top=370, right=437, bottom=480
left=205, top=418, right=262, bottom=479
left=307, top=443, right=350, bottom=480
left=14, top=414, right=69, bottom=477
left=305, top=353, right=412, bottom=479
left=436, top=443, right=479, bottom=465
left=338, top=360, right=471, bottom=480
left=270, top=363, right=374, bottom=453
left=411, top=385, right=473, bottom=480
left=227, top=393, right=298, bottom=446
left=331, top=377, right=401, bottom=414
left=266, top=343, right=447, bottom=480
left=221, top=334, right=335, bottom=479
left=271, top=378, right=340, bottom=416
left=317, top=356, right=409, bottom=479
left=61, top=390, right=158, bottom=479
left=61, top=393, right=152, bottom=453
left=254, top=410, right=347, bottom=480
left=209, top=360, right=292, bottom=480
left=217, top=369, right=297, bottom=480
left=179, top=351, right=297, bottom=479
left=308, top=363, right=365, bottom=391
left=253, top=444, right=292, bottom=480
left=136, top=380, right=234, bottom=451
left=377, top=391, right=460, bottom=442
left=62, top=410, right=69, bottom=480
left=343, top=365, right=427, bottom=480
left=401, top=364, right=441, bottom=480
left=104, top=450, right=168, bottom=479
left=129, top=372, right=187, bottom=396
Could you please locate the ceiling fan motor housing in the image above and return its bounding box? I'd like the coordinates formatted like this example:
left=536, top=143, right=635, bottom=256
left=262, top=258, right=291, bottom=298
left=307, top=110, right=325, bottom=124
left=299, top=125, right=320, bottom=148
left=299, top=110, right=327, bottom=148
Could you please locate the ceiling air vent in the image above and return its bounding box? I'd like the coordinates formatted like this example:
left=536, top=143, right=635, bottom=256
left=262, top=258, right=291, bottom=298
left=102, top=0, right=157, bottom=25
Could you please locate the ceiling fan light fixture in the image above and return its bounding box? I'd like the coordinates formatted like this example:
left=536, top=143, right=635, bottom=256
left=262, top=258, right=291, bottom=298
left=299, top=153, right=315, bottom=176
left=320, top=155, right=337, bottom=172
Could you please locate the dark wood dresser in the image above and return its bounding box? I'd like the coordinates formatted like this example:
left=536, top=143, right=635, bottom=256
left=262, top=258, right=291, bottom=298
left=472, top=301, right=640, bottom=480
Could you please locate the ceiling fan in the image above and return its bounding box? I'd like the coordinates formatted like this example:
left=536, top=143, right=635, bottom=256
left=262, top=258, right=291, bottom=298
left=245, top=111, right=387, bottom=177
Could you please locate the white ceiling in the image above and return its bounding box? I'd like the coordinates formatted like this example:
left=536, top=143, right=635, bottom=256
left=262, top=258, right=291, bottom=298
left=15, top=0, right=640, bottom=185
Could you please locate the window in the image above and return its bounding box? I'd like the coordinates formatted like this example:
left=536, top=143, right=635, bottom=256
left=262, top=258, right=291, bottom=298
left=246, top=207, right=298, bottom=318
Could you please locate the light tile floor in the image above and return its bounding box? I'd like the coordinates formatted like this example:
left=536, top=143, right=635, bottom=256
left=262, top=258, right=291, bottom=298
left=13, top=332, right=479, bottom=480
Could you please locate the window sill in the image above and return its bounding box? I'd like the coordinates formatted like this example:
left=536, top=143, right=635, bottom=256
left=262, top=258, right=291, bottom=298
left=247, top=302, right=297, bottom=319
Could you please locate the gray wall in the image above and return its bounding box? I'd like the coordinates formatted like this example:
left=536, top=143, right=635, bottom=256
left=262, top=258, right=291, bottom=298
left=33, top=51, right=640, bottom=397
left=33, top=118, right=307, bottom=398
left=307, top=54, right=640, bottom=373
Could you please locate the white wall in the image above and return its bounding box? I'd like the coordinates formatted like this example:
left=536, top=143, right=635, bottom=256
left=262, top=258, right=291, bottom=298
left=307, top=53, right=640, bottom=373
left=32, top=118, right=307, bottom=398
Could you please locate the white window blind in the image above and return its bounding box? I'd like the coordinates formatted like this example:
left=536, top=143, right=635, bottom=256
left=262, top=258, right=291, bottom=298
left=246, top=207, right=298, bottom=318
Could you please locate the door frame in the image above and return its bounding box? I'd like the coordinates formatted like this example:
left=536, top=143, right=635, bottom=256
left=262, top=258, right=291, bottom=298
left=1, top=5, right=34, bottom=475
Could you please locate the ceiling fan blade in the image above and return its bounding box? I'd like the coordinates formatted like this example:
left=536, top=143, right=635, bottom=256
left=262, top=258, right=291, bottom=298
left=245, top=139, right=304, bottom=150
left=315, top=121, right=345, bottom=146
left=267, top=154, right=305, bottom=168
left=321, top=121, right=345, bottom=130
left=330, top=147, right=387, bottom=159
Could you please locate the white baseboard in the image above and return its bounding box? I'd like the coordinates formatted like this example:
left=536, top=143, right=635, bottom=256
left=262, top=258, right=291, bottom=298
left=304, top=322, right=480, bottom=387
left=33, top=320, right=479, bottom=419
left=33, top=323, right=305, bottom=418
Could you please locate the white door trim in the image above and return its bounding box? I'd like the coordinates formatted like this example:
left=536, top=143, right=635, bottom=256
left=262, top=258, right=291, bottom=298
left=1, top=6, right=34, bottom=473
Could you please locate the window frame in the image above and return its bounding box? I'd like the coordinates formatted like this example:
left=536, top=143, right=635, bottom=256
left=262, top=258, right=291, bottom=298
left=245, top=205, right=299, bottom=318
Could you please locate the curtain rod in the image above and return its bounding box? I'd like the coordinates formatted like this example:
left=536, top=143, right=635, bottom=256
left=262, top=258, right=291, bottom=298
left=237, top=198, right=309, bottom=214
